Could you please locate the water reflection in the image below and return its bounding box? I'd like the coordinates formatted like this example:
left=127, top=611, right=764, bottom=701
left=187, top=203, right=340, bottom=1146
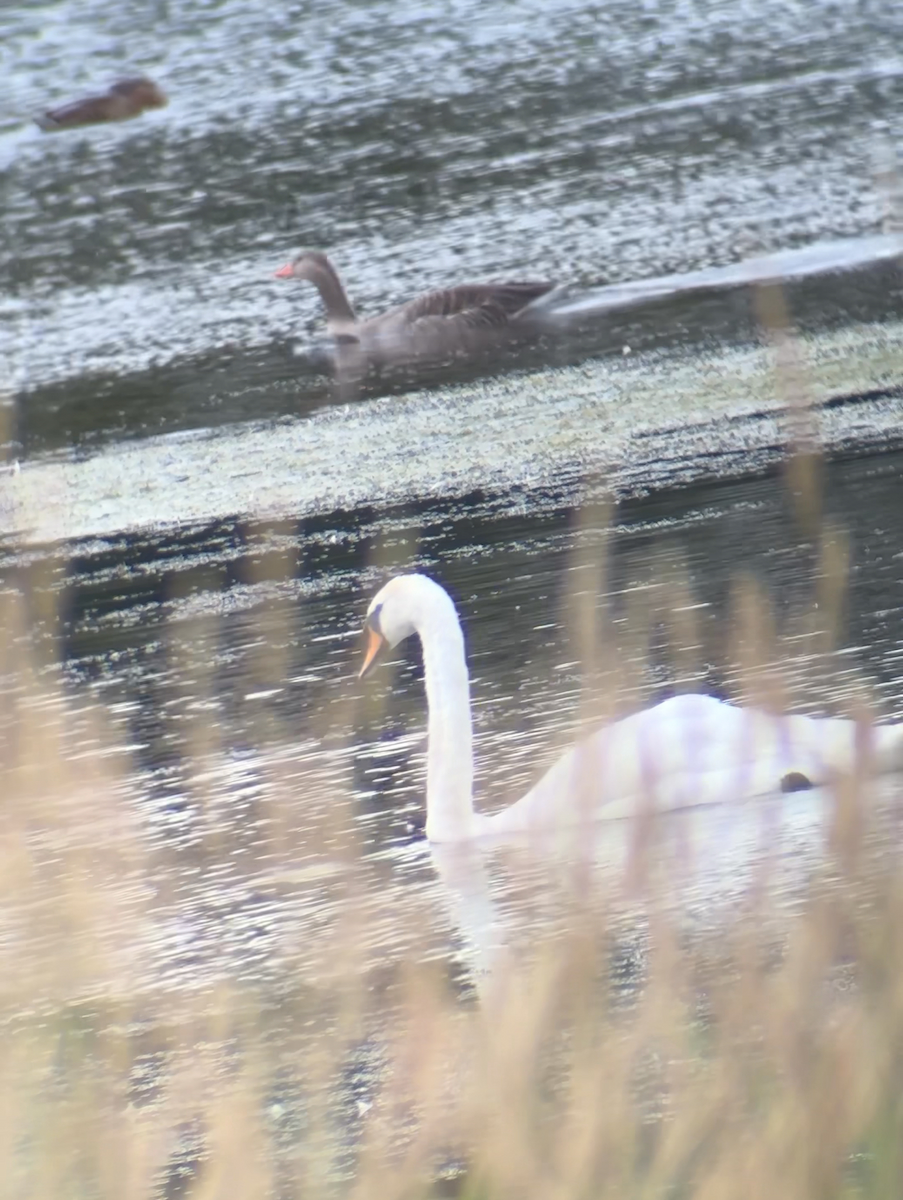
left=4, top=0, right=902, bottom=430
left=6, top=318, right=903, bottom=544
left=2, top=450, right=902, bottom=995
left=426, top=782, right=833, bottom=1003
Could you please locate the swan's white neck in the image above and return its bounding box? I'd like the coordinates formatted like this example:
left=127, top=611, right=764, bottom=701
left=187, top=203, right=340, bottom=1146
left=418, top=598, right=476, bottom=841
left=370, top=573, right=903, bottom=847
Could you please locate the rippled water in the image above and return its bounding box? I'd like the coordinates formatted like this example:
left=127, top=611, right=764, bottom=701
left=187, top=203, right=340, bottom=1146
left=2, top=0, right=903, bottom=1007
left=3, top=0, right=903, bottom=449
left=3, top=317, right=903, bottom=544
left=1, top=445, right=900, bottom=996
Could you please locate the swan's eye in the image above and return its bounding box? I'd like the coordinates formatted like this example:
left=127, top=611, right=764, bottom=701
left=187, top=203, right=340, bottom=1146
left=367, top=602, right=384, bottom=635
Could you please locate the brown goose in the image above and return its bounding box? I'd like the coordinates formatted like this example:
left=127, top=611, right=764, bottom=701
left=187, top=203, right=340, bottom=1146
left=36, top=78, right=167, bottom=132
left=274, top=250, right=556, bottom=369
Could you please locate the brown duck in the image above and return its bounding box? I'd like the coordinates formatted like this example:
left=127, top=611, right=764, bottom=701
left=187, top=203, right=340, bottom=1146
left=274, top=250, right=557, bottom=370
left=36, top=78, right=167, bottom=132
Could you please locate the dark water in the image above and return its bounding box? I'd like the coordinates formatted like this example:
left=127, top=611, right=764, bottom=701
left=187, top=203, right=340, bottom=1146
left=2, top=0, right=903, bottom=453
left=2, top=0, right=903, bottom=997
left=1, top=447, right=902, bottom=991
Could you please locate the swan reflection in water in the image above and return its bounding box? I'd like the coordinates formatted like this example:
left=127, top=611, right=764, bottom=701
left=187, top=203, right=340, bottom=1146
left=358, top=574, right=903, bottom=998
left=424, top=781, right=846, bottom=1003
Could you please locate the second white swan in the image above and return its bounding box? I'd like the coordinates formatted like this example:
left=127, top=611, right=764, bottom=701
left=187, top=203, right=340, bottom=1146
left=359, top=574, right=903, bottom=842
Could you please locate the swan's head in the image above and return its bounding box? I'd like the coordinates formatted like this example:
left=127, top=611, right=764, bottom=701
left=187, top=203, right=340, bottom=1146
left=358, top=574, right=456, bottom=679
left=274, top=250, right=332, bottom=282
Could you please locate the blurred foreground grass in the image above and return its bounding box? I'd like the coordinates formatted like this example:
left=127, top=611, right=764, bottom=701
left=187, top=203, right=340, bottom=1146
left=3, top=289, right=903, bottom=1199
left=3, top=527, right=903, bottom=1200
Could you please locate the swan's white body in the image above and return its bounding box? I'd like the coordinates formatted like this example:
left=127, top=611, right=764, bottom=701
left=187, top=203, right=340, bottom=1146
left=361, top=575, right=903, bottom=843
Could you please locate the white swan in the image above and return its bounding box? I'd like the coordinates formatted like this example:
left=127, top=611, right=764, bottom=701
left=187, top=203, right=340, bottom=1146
left=359, top=574, right=903, bottom=842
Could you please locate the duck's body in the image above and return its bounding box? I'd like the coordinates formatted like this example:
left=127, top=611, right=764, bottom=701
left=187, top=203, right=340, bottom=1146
left=275, top=250, right=556, bottom=370
left=36, top=78, right=168, bottom=132
left=359, top=574, right=903, bottom=842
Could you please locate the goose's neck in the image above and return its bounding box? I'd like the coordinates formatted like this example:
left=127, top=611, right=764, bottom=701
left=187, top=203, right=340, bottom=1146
left=310, top=259, right=357, bottom=330
left=420, top=608, right=476, bottom=841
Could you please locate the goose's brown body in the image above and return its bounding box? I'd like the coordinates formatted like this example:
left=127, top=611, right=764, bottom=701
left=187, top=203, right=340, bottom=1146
left=275, top=250, right=556, bottom=369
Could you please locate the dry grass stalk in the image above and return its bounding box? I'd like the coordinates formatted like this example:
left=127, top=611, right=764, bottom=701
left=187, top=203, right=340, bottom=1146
left=3, top=302, right=903, bottom=1200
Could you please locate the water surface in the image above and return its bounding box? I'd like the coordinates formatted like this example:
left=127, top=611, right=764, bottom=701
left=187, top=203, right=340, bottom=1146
left=1, top=0, right=903, bottom=1015
left=3, top=0, right=902, bottom=451
left=3, top=445, right=903, bottom=998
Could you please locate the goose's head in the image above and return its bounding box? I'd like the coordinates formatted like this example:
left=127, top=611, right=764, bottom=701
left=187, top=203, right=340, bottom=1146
left=358, top=574, right=456, bottom=679
left=273, top=250, right=332, bottom=283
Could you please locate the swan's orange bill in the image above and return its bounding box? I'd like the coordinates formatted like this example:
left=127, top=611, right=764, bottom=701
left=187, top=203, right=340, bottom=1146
left=359, top=626, right=386, bottom=679
left=274, top=263, right=294, bottom=278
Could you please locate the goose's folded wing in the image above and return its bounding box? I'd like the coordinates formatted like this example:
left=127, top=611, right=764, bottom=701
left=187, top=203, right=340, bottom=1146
left=397, top=282, right=556, bottom=331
